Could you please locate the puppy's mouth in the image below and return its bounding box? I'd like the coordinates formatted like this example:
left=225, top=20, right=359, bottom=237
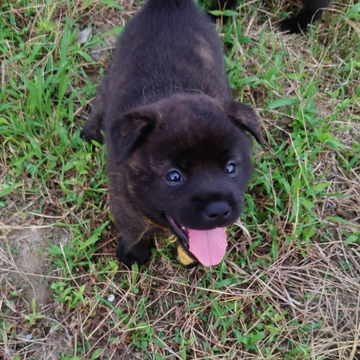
left=165, top=214, right=227, bottom=267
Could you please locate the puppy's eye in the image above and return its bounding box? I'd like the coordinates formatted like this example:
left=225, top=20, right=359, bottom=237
left=226, top=162, right=237, bottom=176
left=165, top=170, right=184, bottom=184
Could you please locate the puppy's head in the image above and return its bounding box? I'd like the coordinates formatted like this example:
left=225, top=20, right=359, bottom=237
left=110, top=94, right=264, bottom=266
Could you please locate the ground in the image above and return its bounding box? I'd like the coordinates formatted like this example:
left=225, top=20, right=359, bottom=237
left=0, top=0, right=359, bottom=359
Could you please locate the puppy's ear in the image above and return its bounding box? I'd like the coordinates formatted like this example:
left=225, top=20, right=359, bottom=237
left=223, top=101, right=265, bottom=146
left=111, top=108, right=157, bottom=165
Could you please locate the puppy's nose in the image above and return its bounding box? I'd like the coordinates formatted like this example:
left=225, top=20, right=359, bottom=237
left=203, top=201, right=231, bottom=224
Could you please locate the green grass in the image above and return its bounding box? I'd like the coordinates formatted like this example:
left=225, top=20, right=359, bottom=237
left=1, top=0, right=359, bottom=359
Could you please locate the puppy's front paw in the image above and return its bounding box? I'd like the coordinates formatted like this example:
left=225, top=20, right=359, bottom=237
left=280, top=10, right=313, bottom=34
left=81, top=112, right=104, bottom=145
left=117, top=238, right=152, bottom=267
left=80, top=124, right=104, bottom=144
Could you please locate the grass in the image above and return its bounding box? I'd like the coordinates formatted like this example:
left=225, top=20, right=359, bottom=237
left=0, top=0, right=359, bottom=359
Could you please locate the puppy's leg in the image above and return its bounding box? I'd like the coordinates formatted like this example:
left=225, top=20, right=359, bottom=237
left=81, top=112, right=104, bottom=144
left=81, top=80, right=108, bottom=144
left=280, top=0, right=331, bottom=34
left=115, top=214, right=158, bottom=267
left=109, top=179, right=163, bottom=266
left=117, top=228, right=157, bottom=268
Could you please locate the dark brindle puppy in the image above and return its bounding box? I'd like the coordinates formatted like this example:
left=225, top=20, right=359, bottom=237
left=82, top=0, right=264, bottom=267
left=215, top=0, right=331, bottom=34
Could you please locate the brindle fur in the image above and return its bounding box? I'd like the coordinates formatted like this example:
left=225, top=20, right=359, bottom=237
left=82, top=0, right=264, bottom=267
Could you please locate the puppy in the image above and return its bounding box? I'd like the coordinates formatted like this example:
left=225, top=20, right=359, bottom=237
left=82, top=0, right=264, bottom=267
left=215, top=0, right=331, bottom=34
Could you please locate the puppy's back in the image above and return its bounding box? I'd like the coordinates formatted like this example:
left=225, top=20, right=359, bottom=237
left=102, top=0, right=231, bottom=127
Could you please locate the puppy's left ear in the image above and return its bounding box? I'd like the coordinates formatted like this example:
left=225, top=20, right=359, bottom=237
left=223, top=101, right=265, bottom=146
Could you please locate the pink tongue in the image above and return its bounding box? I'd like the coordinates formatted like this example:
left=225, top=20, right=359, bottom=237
left=188, top=228, right=227, bottom=266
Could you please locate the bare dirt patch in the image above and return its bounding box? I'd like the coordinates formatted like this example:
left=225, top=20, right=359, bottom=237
left=0, top=223, right=73, bottom=359
left=1, top=226, right=69, bottom=307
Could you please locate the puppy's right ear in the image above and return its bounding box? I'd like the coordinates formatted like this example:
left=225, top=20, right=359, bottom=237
left=111, top=108, right=158, bottom=165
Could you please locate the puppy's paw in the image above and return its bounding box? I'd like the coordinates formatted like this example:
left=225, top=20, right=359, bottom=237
left=280, top=10, right=314, bottom=34
left=81, top=112, right=104, bottom=145
left=80, top=124, right=104, bottom=145
left=117, top=239, right=152, bottom=267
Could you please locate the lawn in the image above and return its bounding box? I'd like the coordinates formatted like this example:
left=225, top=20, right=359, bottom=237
left=0, top=0, right=359, bottom=359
